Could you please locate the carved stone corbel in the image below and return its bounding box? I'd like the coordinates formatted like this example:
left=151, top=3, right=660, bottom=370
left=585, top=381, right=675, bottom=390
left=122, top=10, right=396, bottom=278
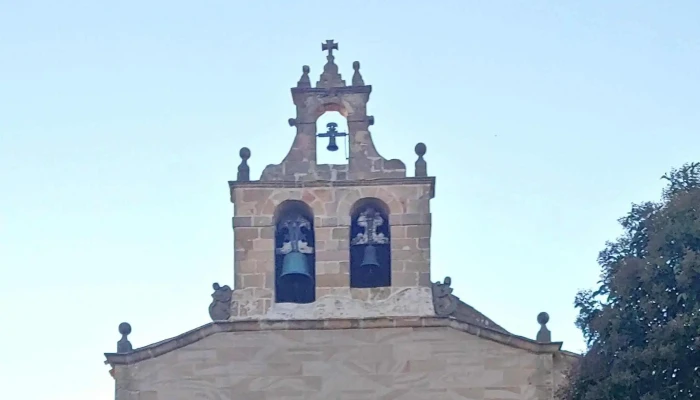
left=208, top=282, right=233, bottom=321
left=431, top=276, right=458, bottom=317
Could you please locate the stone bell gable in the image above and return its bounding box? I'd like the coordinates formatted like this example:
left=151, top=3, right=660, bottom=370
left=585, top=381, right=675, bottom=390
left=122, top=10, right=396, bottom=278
left=104, top=41, right=579, bottom=400
left=226, top=39, right=440, bottom=321
left=261, top=39, right=405, bottom=182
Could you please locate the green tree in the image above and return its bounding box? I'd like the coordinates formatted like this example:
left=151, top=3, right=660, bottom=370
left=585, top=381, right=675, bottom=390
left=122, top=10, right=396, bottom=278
left=559, top=162, right=700, bottom=400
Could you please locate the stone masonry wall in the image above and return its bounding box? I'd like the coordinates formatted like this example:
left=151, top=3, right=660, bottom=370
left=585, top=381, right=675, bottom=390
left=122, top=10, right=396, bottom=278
left=114, top=326, right=564, bottom=400
left=229, top=182, right=433, bottom=320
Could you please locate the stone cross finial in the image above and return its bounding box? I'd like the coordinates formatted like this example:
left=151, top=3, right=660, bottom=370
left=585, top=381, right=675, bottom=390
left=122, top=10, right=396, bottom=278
left=536, top=312, right=552, bottom=342
left=116, top=322, right=133, bottom=353
left=322, top=39, right=338, bottom=58
left=317, top=39, right=346, bottom=88
left=414, top=143, right=427, bottom=177
left=237, top=147, right=250, bottom=181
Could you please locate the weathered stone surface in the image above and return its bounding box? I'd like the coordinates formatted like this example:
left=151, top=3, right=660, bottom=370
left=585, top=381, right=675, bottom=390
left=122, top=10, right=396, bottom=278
left=231, top=180, right=433, bottom=217
left=111, top=325, right=574, bottom=400
left=231, top=286, right=435, bottom=321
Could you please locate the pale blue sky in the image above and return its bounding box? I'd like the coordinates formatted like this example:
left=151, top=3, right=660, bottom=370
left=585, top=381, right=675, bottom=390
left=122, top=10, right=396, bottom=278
left=1, top=1, right=699, bottom=398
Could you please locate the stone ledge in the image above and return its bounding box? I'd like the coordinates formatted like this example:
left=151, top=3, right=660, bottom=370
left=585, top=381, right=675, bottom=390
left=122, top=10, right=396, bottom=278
left=231, top=286, right=435, bottom=320
left=291, top=85, right=372, bottom=95
left=229, top=177, right=436, bottom=199
left=104, top=316, right=566, bottom=366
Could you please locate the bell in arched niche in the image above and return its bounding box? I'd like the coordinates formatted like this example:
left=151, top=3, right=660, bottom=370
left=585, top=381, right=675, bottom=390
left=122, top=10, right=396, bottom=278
left=350, top=204, right=391, bottom=288
left=275, top=213, right=316, bottom=304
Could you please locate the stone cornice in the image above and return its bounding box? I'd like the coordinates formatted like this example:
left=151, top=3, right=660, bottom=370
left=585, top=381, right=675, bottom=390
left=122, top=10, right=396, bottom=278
left=104, top=316, right=566, bottom=366
left=290, top=85, right=372, bottom=95
left=229, top=177, right=436, bottom=199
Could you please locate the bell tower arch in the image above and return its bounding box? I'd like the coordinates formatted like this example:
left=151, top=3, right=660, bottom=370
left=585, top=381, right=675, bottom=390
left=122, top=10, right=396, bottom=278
left=273, top=200, right=316, bottom=304
left=262, top=40, right=405, bottom=182
left=229, top=41, right=435, bottom=320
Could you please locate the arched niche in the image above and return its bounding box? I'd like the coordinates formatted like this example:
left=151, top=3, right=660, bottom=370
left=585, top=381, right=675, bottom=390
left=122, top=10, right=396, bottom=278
left=349, top=197, right=391, bottom=288
left=274, top=200, right=316, bottom=304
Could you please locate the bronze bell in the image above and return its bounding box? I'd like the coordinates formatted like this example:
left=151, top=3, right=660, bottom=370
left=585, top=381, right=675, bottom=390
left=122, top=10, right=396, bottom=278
left=279, top=250, right=313, bottom=286
left=326, top=135, right=339, bottom=152
left=360, top=244, right=381, bottom=269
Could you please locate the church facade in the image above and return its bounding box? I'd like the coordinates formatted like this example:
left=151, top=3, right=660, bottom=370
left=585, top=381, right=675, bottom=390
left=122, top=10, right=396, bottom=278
left=105, top=41, right=578, bottom=400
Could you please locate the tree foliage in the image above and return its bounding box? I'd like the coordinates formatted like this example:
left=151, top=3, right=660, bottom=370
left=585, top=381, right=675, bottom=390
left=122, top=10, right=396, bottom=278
left=559, top=162, right=700, bottom=400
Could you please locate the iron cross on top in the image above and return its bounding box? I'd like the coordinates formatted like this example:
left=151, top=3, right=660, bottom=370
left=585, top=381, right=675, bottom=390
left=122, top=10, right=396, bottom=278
left=322, top=40, right=338, bottom=57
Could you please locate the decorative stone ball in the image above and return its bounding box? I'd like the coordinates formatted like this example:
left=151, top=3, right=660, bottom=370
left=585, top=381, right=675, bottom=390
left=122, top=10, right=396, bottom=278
left=239, top=147, right=251, bottom=160
left=414, top=142, right=427, bottom=157
left=353, top=61, right=360, bottom=70
left=537, top=312, right=550, bottom=325
left=302, top=65, right=310, bottom=74
left=118, top=322, right=132, bottom=336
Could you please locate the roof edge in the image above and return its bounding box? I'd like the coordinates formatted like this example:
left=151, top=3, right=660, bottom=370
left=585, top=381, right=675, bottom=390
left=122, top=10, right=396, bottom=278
left=105, top=316, right=569, bottom=366
left=450, top=297, right=510, bottom=334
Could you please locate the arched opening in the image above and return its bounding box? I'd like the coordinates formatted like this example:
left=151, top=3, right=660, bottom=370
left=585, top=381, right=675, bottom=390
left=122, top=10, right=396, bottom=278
left=349, top=198, right=392, bottom=288
left=274, top=200, right=316, bottom=303
left=316, top=111, right=349, bottom=165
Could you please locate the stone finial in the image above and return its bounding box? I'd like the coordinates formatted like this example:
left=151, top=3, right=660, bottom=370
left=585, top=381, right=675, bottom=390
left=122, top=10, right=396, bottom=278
left=536, top=312, right=551, bottom=343
left=116, top=322, right=133, bottom=353
left=414, top=142, right=427, bottom=177
left=237, top=147, right=250, bottom=182
left=432, top=276, right=458, bottom=317
left=317, top=39, right=346, bottom=88
left=351, top=61, right=365, bottom=86
left=297, top=65, right=311, bottom=88
left=208, top=282, right=233, bottom=321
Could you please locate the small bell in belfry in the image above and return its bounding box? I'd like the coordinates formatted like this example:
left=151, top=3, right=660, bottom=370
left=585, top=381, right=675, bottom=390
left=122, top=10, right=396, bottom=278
left=351, top=208, right=390, bottom=270
left=350, top=206, right=392, bottom=288
left=276, top=215, right=315, bottom=303
left=279, top=250, right=312, bottom=285
left=317, top=122, right=347, bottom=152
left=360, top=244, right=380, bottom=269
